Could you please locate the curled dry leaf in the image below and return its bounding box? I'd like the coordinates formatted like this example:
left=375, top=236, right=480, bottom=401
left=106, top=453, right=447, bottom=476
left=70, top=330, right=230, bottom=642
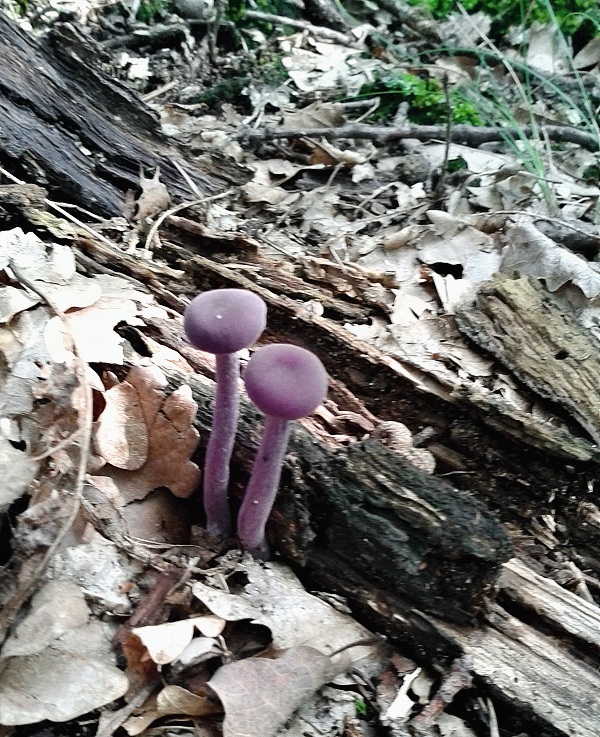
left=95, top=381, right=149, bottom=470
left=134, top=167, right=170, bottom=225
left=91, top=365, right=200, bottom=504
left=131, top=615, right=226, bottom=666
left=501, top=220, right=600, bottom=299
left=123, top=685, right=221, bottom=736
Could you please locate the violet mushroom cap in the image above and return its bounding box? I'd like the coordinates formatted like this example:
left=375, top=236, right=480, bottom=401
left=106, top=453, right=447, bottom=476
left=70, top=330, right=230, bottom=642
left=184, top=289, right=267, bottom=355
left=184, top=289, right=267, bottom=538
left=238, top=344, right=328, bottom=559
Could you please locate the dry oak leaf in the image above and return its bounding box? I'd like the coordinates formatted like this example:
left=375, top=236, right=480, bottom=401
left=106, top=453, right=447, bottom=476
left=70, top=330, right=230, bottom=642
left=123, top=685, right=221, bottom=736
left=91, top=365, right=200, bottom=504
left=208, top=646, right=334, bottom=737
left=95, top=380, right=149, bottom=470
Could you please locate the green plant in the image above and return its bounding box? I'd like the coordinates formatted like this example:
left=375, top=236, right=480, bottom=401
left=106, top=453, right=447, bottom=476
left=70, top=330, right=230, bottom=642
left=15, top=0, right=29, bottom=15
left=355, top=697, right=367, bottom=717
left=136, top=0, right=169, bottom=23
left=355, top=72, right=483, bottom=125
left=407, top=0, right=600, bottom=36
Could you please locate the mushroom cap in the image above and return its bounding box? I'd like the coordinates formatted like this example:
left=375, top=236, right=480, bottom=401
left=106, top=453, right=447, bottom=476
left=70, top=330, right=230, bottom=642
left=244, top=344, right=328, bottom=420
left=184, top=289, right=267, bottom=354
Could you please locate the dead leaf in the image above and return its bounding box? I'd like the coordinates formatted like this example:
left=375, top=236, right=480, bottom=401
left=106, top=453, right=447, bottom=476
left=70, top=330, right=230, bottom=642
left=120, top=488, right=191, bottom=544
left=1, top=581, right=89, bottom=658
left=132, top=616, right=225, bottom=665
left=0, top=285, right=38, bottom=322
left=134, top=167, right=170, bottom=224
left=95, top=381, right=149, bottom=470
left=46, top=542, right=142, bottom=612
left=501, top=220, right=600, bottom=298
left=282, top=101, right=346, bottom=129
left=0, top=307, right=53, bottom=416
left=0, top=581, right=128, bottom=725
left=45, top=296, right=140, bottom=364
left=209, top=646, right=333, bottom=737
left=91, top=366, right=200, bottom=503
left=193, top=560, right=377, bottom=659
left=123, top=685, right=221, bottom=735
left=0, top=435, right=39, bottom=512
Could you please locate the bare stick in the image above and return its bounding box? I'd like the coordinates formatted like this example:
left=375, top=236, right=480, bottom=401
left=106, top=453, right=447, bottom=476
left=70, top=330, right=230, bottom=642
left=237, top=122, right=599, bottom=152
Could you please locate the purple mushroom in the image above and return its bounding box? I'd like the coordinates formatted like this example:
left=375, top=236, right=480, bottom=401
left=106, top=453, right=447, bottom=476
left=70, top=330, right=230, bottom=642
left=184, top=289, right=267, bottom=537
left=238, top=344, right=328, bottom=559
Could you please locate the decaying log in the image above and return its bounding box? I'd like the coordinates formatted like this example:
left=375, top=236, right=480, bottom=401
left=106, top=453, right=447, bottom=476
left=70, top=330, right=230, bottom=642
left=455, top=274, right=600, bottom=446
left=163, top=367, right=513, bottom=624
left=0, top=16, right=226, bottom=215
left=310, top=557, right=600, bottom=737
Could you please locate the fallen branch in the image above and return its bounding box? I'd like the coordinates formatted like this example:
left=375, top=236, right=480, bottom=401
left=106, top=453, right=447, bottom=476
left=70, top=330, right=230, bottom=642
left=238, top=122, right=600, bottom=152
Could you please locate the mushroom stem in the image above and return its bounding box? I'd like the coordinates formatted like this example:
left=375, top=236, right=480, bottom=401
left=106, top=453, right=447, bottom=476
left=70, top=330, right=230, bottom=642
left=203, top=352, right=240, bottom=536
left=237, top=416, right=292, bottom=559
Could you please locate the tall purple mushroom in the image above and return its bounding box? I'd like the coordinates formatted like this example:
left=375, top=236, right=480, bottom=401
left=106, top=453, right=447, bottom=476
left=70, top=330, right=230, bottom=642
left=238, top=344, right=328, bottom=559
left=184, top=289, right=267, bottom=537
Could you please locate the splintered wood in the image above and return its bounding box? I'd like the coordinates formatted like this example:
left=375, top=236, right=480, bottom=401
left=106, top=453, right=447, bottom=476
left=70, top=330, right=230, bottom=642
left=456, top=274, right=600, bottom=445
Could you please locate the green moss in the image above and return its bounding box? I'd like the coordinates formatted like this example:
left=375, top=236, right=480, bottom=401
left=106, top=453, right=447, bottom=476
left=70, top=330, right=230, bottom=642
left=407, top=0, right=600, bottom=36
left=193, top=76, right=250, bottom=107
left=356, top=72, right=483, bottom=126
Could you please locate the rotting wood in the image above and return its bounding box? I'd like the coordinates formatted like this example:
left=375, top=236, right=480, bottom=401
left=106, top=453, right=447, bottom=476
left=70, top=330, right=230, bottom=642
left=0, top=16, right=227, bottom=216
left=455, top=274, right=600, bottom=446
left=156, top=367, right=513, bottom=625
left=305, top=555, right=600, bottom=737
left=499, top=558, right=600, bottom=653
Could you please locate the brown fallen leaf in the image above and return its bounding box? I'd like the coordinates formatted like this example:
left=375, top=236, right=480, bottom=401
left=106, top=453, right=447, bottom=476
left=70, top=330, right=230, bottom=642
left=208, top=646, right=334, bottom=737
left=91, top=365, right=201, bottom=504
left=95, top=381, right=148, bottom=470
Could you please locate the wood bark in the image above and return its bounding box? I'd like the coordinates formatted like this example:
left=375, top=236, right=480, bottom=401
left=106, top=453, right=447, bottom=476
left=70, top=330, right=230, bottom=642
left=0, top=16, right=227, bottom=216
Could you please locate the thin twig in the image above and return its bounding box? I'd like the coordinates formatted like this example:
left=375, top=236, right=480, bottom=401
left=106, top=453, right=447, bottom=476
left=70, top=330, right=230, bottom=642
left=244, top=9, right=356, bottom=44
left=433, top=73, right=452, bottom=201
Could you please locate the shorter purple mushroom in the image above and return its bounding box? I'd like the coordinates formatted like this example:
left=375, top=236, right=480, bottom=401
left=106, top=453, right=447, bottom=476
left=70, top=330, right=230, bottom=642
left=184, top=289, right=267, bottom=537
left=238, top=344, right=328, bottom=559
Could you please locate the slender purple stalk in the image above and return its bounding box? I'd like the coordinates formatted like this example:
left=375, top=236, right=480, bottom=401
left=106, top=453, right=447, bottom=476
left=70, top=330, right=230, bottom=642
left=237, top=416, right=292, bottom=559
left=203, top=353, right=240, bottom=537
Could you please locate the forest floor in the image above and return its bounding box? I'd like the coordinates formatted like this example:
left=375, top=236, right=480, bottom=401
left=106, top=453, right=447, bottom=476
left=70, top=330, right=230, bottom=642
left=0, top=1, right=599, bottom=736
